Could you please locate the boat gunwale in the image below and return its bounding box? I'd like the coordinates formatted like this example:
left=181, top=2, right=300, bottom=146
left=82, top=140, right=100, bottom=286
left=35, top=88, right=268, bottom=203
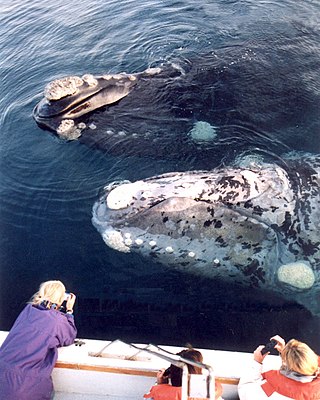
left=55, top=360, right=240, bottom=385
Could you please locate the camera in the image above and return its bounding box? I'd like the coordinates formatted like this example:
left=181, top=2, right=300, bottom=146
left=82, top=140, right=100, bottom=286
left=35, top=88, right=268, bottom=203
left=64, top=292, right=71, bottom=301
left=59, top=293, right=71, bottom=313
left=261, top=339, right=277, bottom=355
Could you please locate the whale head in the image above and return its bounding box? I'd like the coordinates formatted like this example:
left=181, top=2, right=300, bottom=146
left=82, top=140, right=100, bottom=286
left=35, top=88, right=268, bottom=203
left=92, top=166, right=293, bottom=287
left=33, top=73, right=140, bottom=140
left=33, top=67, right=169, bottom=140
left=92, top=156, right=320, bottom=312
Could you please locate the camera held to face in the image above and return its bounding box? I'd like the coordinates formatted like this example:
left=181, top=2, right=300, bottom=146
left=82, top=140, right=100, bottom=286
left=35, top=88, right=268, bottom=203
left=261, top=339, right=277, bottom=355
left=58, top=293, right=71, bottom=313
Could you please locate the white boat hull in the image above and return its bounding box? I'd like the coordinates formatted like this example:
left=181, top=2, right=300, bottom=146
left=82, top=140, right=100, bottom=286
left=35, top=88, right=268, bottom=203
left=0, top=331, right=281, bottom=399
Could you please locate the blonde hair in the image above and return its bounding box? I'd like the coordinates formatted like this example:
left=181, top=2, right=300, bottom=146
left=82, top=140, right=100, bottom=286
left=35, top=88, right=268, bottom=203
left=281, top=339, right=319, bottom=376
left=30, top=280, right=66, bottom=306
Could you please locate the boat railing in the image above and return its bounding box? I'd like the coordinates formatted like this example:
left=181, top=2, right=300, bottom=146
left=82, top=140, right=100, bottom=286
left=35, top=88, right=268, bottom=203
left=92, top=339, right=215, bottom=400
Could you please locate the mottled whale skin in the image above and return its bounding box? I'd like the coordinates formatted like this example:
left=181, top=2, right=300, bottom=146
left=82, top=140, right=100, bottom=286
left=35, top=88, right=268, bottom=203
left=33, top=45, right=320, bottom=163
left=92, top=154, right=320, bottom=313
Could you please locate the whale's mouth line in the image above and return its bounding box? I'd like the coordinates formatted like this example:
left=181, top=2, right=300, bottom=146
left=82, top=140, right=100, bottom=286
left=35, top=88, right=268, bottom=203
left=95, top=170, right=279, bottom=230
left=35, top=92, right=100, bottom=119
left=33, top=91, right=107, bottom=136
left=98, top=173, right=276, bottom=226
left=95, top=184, right=276, bottom=235
left=101, top=195, right=278, bottom=234
left=33, top=73, right=141, bottom=137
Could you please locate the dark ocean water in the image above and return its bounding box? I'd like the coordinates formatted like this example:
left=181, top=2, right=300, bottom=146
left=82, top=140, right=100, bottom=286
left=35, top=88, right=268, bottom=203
left=1, top=0, right=320, bottom=352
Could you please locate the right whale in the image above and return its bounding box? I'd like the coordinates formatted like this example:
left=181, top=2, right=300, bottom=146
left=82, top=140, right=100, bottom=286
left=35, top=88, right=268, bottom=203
left=92, top=153, right=320, bottom=314
left=33, top=43, right=319, bottom=165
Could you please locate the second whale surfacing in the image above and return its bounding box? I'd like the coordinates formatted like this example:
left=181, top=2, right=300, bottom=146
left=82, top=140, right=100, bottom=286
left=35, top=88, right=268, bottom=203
left=92, top=154, right=320, bottom=314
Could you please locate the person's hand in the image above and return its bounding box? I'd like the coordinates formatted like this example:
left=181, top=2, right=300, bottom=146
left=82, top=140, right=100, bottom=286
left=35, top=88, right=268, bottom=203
left=270, top=335, right=286, bottom=353
left=156, top=369, right=168, bottom=384
left=254, top=346, right=269, bottom=364
left=66, top=293, right=76, bottom=311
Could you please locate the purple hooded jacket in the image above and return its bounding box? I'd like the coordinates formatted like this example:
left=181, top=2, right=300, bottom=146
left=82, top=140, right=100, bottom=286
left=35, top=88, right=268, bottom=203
left=0, top=303, right=77, bottom=400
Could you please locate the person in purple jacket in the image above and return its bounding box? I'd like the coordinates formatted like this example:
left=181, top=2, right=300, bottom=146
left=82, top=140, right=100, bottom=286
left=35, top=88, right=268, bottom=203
left=0, top=280, right=77, bottom=400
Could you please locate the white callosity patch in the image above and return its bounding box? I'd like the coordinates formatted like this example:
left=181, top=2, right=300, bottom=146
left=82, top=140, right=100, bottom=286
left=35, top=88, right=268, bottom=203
left=102, top=231, right=131, bottom=253
left=277, top=261, right=315, bottom=289
left=112, top=74, right=127, bottom=80
left=188, top=121, right=217, bottom=143
left=124, top=238, right=133, bottom=246
left=106, top=182, right=139, bottom=209
left=144, top=67, right=162, bottom=75
left=102, top=73, right=136, bottom=81
left=78, top=122, right=86, bottom=130
left=103, top=180, right=132, bottom=194
left=82, top=74, right=98, bottom=87
left=45, top=76, right=83, bottom=100
left=106, top=181, right=159, bottom=210
left=57, top=120, right=82, bottom=140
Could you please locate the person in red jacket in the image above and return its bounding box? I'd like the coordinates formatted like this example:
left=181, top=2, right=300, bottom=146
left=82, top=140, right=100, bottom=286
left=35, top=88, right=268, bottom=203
left=238, top=335, right=320, bottom=400
left=144, top=348, right=223, bottom=400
